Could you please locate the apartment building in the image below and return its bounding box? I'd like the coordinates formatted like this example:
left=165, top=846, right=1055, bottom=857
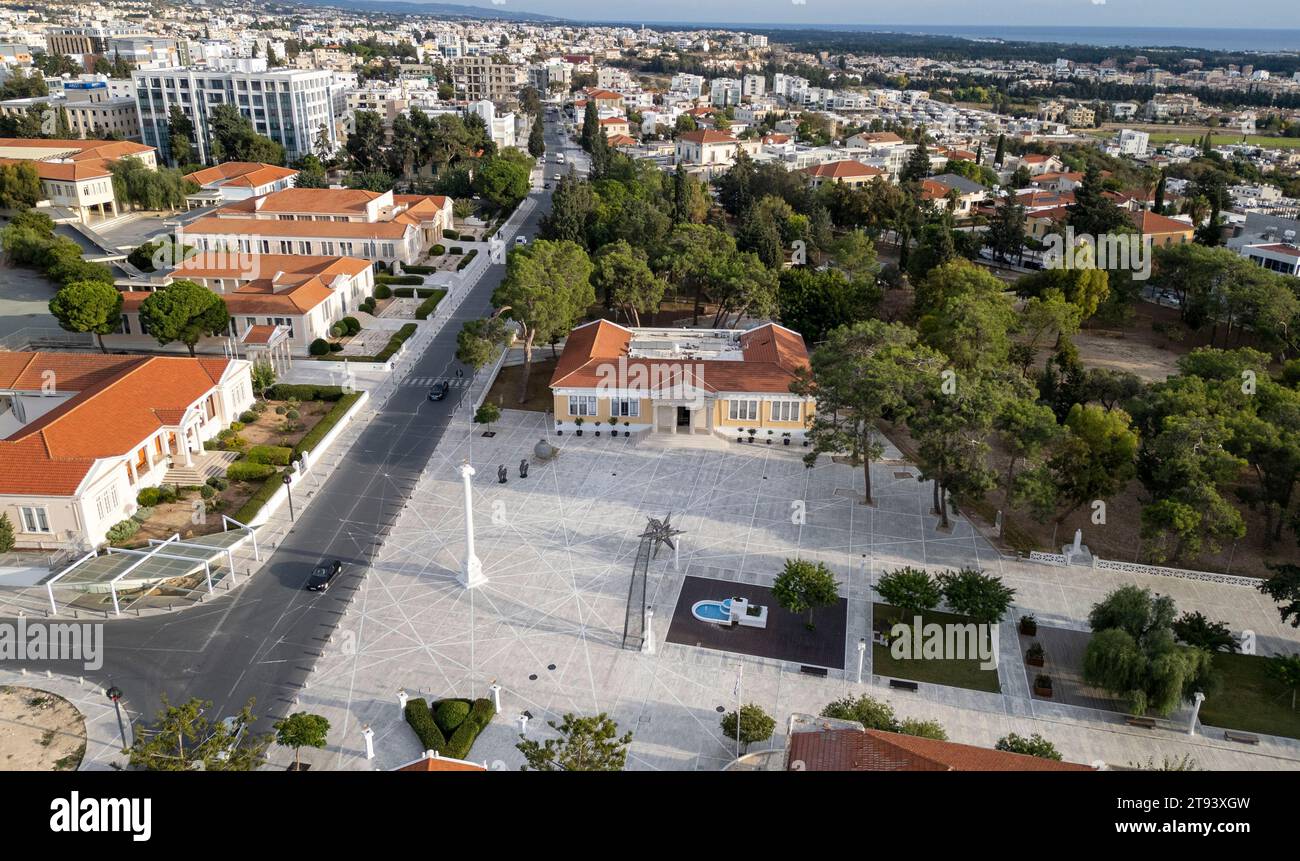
left=451, top=55, right=524, bottom=103
left=133, top=59, right=337, bottom=165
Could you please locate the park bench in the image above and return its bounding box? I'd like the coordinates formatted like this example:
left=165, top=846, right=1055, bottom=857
left=1224, top=730, right=1259, bottom=745
left=888, top=679, right=919, bottom=692
left=1125, top=716, right=1157, bottom=729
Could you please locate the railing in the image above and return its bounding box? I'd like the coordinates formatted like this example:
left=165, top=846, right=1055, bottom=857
left=0, top=328, right=96, bottom=352
left=1092, top=557, right=1260, bottom=588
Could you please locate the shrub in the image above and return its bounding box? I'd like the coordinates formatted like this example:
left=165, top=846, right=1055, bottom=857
left=341, top=316, right=361, bottom=336
left=226, top=461, right=277, bottom=482
left=155, top=484, right=178, bottom=504
left=434, top=699, right=470, bottom=734
left=232, top=475, right=282, bottom=523
left=404, top=698, right=447, bottom=752
left=309, top=338, right=330, bottom=356
left=329, top=341, right=343, bottom=352
left=239, top=410, right=258, bottom=424
left=199, top=484, right=216, bottom=500
left=442, top=228, right=458, bottom=239
left=291, top=392, right=361, bottom=460
left=449, top=246, right=464, bottom=255
left=265, top=384, right=345, bottom=402
left=875, top=567, right=942, bottom=617
left=459, top=233, right=475, bottom=242
left=329, top=323, right=345, bottom=338
left=468, top=697, right=496, bottom=729
left=106, top=520, right=139, bottom=543
left=132, top=506, right=154, bottom=522
left=403, top=263, right=437, bottom=274
left=206, top=476, right=229, bottom=492
left=229, top=421, right=244, bottom=432
left=431, top=244, right=446, bottom=256
left=137, top=487, right=161, bottom=507
left=377, top=274, right=422, bottom=286
left=246, top=445, right=293, bottom=466
left=374, top=283, right=392, bottom=300
left=415, top=290, right=447, bottom=320
left=444, top=720, right=478, bottom=760
left=456, top=249, right=477, bottom=270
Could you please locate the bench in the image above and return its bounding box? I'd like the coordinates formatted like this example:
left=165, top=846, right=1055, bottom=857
left=1224, top=730, right=1260, bottom=745
left=1125, top=716, right=1157, bottom=729
left=888, top=679, right=919, bottom=692
left=799, top=665, right=828, bottom=678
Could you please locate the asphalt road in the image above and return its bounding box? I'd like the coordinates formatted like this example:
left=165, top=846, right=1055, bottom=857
left=3, top=116, right=580, bottom=729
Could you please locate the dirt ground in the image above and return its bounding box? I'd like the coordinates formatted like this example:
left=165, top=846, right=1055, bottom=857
left=0, top=686, right=86, bottom=771
left=127, top=397, right=333, bottom=544
left=486, top=358, right=558, bottom=413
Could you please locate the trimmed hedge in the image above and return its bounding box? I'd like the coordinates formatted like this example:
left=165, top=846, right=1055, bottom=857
left=442, top=228, right=458, bottom=239
left=434, top=699, right=470, bottom=734
left=290, top=391, right=362, bottom=461
left=246, top=444, right=293, bottom=466
left=374, top=284, right=392, bottom=300
left=415, top=289, right=447, bottom=320
left=232, top=471, right=283, bottom=523
left=309, top=338, right=330, bottom=356
left=226, top=461, right=277, bottom=482
left=404, top=697, right=447, bottom=752
left=265, top=384, right=346, bottom=402
left=449, top=246, right=464, bottom=255
left=391, top=286, right=441, bottom=298
left=456, top=249, right=477, bottom=271
left=341, top=316, right=361, bottom=336
left=403, top=263, right=438, bottom=274
left=376, top=274, right=423, bottom=286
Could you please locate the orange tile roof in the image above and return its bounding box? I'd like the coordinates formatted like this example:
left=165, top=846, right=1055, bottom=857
left=0, top=138, right=154, bottom=161
left=800, top=160, right=885, bottom=179
left=185, top=161, right=299, bottom=189
left=0, top=156, right=113, bottom=182
left=607, top=134, right=637, bottom=147
left=184, top=216, right=411, bottom=240
left=395, top=755, right=486, bottom=772
left=170, top=253, right=372, bottom=281
left=679, top=130, right=737, bottom=145
left=1128, top=209, right=1194, bottom=236
left=549, top=320, right=809, bottom=395
left=788, top=728, right=1094, bottom=772
left=0, top=354, right=234, bottom=496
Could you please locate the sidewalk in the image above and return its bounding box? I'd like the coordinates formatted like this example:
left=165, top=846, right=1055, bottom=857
left=0, top=669, right=133, bottom=771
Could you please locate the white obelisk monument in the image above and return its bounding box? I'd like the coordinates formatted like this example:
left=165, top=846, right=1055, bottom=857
left=458, top=461, right=487, bottom=588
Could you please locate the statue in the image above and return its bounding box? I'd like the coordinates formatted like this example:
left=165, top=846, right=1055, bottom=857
left=497, top=464, right=507, bottom=483
left=519, top=459, right=529, bottom=478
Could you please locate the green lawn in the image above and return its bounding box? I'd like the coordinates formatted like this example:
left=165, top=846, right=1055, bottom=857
left=872, top=604, right=1002, bottom=693
left=1200, top=652, right=1300, bottom=741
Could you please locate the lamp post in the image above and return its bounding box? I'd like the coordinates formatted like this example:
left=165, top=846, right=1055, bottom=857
left=105, top=684, right=128, bottom=750
left=282, top=473, right=295, bottom=521
left=856, top=638, right=867, bottom=685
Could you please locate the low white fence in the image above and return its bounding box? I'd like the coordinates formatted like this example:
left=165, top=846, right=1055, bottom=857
left=1091, top=557, right=1260, bottom=588
left=1028, top=551, right=1069, bottom=567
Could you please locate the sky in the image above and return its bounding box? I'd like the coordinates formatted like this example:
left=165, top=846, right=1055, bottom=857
left=475, top=0, right=1294, bottom=29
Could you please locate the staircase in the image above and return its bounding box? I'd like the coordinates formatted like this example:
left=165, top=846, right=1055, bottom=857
left=163, top=450, right=240, bottom=486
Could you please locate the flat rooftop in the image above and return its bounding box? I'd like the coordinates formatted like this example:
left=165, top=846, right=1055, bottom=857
left=626, top=329, right=745, bottom=362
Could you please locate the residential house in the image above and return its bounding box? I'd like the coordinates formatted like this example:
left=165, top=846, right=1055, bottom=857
left=549, top=320, right=816, bottom=440
left=0, top=353, right=254, bottom=550
left=921, top=173, right=989, bottom=216
left=674, top=129, right=739, bottom=177
left=799, top=159, right=886, bottom=189
left=1128, top=209, right=1194, bottom=246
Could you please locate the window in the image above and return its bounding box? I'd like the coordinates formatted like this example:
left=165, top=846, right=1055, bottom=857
left=610, top=398, right=640, bottom=418
left=20, top=506, right=50, bottom=533
left=95, top=486, right=119, bottom=520
left=728, top=399, right=758, bottom=421
left=770, top=401, right=800, bottom=423
left=568, top=395, right=597, bottom=417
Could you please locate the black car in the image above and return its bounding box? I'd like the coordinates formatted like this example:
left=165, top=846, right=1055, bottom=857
left=307, top=560, right=343, bottom=592
left=429, top=381, right=448, bottom=401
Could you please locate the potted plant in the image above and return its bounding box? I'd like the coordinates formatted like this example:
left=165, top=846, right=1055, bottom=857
left=1032, top=674, right=1053, bottom=698
left=747, top=428, right=757, bottom=444
left=737, top=430, right=745, bottom=443
left=594, top=420, right=601, bottom=437
left=782, top=432, right=791, bottom=446
left=766, top=430, right=774, bottom=445
left=1019, top=614, right=1038, bottom=636
left=555, top=420, right=563, bottom=436
left=623, top=421, right=630, bottom=437
left=1025, top=641, right=1045, bottom=667
left=574, top=417, right=584, bottom=437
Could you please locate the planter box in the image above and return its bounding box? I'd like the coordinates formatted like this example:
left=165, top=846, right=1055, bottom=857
left=1026, top=654, right=1044, bottom=667
left=1019, top=620, right=1038, bottom=636
left=1033, top=684, right=1053, bottom=698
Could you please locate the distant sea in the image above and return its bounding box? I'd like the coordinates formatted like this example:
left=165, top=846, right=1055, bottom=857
left=612, top=22, right=1300, bottom=53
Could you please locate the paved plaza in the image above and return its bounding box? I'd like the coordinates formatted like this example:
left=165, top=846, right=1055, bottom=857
left=287, top=410, right=1300, bottom=772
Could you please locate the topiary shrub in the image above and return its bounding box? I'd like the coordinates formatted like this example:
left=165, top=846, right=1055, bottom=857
left=329, top=341, right=343, bottom=352
left=329, top=323, right=345, bottom=338
left=431, top=244, right=446, bottom=256
left=444, top=720, right=478, bottom=760
left=239, top=410, right=258, bottom=424
left=246, top=444, right=292, bottom=466
left=434, top=699, right=470, bottom=734
left=404, top=697, right=447, bottom=752
left=342, top=316, right=361, bottom=336
left=374, top=283, right=392, bottom=300
left=136, top=487, right=161, bottom=507
left=442, top=228, right=458, bottom=239
left=226, top=461, right=277, bottom=482
left=199, top=484, right=216, bottom=500
left=309, top=338, right=330, bottom=356
left=449, top=246, right=464, bottom=255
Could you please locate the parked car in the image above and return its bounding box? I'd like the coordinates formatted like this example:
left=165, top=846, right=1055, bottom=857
left=307, top=559, right=343, bottom=592
left=428, top=380, right=448, bottom=401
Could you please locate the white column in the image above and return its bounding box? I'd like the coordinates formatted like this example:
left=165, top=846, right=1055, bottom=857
left=397, top=689, right=408, bottom=715
left=1188, top=692, right=1206, bottom=736
left=362, top=725, right=375, bottom=760
left=641, top=606, right=655, bottom=654
left=488, top=683, right=502, bottom=713
left=458, top=462, right=486, bottom=588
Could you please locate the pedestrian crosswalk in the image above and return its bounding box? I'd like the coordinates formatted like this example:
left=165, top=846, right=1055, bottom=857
left=402, top=376, right=472, bottom=388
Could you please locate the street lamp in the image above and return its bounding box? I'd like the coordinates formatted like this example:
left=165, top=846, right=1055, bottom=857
left=856, top=638, right=867, bottom=685
left=282, top=473, right=295, bottom=521
left=105, top=684, right=128, bottom=750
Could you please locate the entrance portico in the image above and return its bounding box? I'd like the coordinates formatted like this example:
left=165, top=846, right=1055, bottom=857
left=654, top=400, right=710, bottom=434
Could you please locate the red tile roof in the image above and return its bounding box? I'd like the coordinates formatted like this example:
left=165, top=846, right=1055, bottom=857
left=800, top=160, right=885, bottom=179
left=0, top=354, right=234, bottom=496
left=1128, top=209, right=1194, bottom=236
left=788, top=728, right=1094, bottom=772
left=185, top=161, right=298, bottom=189
left=678, top=130, right=737, bottom=145
left=549, top=320, right=810, bottom=395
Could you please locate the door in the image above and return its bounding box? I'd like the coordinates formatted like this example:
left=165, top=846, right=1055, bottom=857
left=676, top=406, right=691, bottom=428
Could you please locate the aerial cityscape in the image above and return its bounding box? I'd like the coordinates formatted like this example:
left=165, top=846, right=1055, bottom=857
left=0, top=0, right=1297, bottom=835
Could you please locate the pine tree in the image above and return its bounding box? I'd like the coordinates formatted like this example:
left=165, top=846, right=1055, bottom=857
left=993, top=133, right=1006, bottom=166
left=0, top=512, right=15, bottom=553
